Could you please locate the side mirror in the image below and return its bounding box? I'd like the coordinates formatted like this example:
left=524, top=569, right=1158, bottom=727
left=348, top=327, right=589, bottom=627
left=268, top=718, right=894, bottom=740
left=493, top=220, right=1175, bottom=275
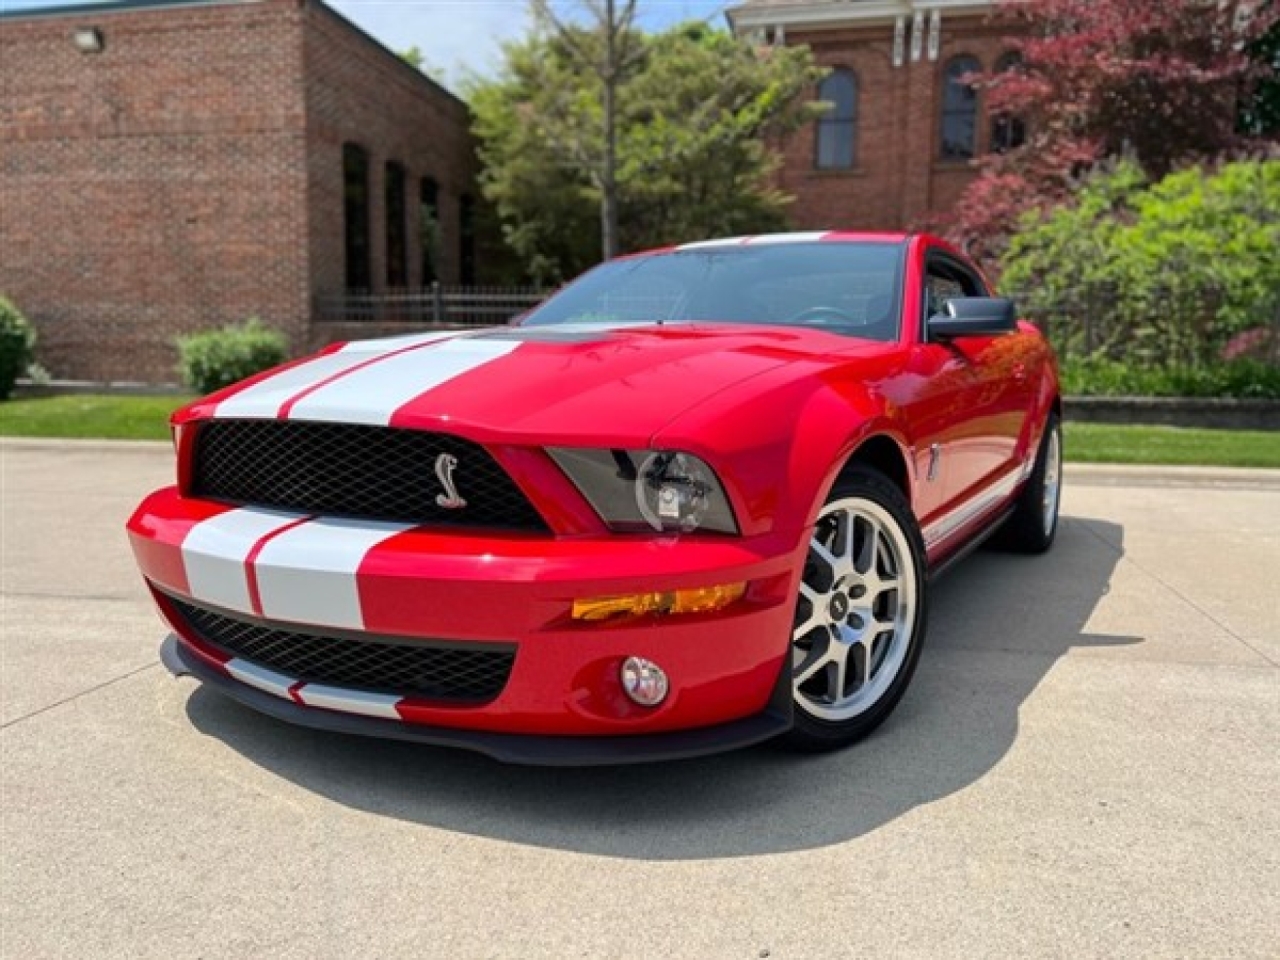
left=928, top=297, right=1017, bottom=339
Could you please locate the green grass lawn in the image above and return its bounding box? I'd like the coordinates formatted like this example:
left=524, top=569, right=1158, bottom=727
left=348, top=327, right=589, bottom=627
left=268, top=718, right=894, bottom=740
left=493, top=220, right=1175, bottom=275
left=1, top=395, right=1278, bottom=468
left=0, top=394, right=193, bottom=441
left=1063, top=422, right=1280, bottom=469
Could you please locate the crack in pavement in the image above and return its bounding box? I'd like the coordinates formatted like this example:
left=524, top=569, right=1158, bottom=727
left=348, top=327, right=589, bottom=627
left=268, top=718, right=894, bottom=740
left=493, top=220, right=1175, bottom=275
left=2, top=589, right=140, bottom=603
left=1078, top=521, right=1280, bottom=669
left=1, top=662, right=160, bottom=731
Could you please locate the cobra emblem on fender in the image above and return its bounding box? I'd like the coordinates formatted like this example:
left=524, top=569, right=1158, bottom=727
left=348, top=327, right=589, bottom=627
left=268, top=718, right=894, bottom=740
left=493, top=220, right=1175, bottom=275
left=434, top=453, right=467, bottom=509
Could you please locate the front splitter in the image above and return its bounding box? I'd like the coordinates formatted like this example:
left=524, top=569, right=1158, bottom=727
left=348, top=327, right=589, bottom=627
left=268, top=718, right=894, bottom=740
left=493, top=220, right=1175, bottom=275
left=161, top=634, right=793, bottom=766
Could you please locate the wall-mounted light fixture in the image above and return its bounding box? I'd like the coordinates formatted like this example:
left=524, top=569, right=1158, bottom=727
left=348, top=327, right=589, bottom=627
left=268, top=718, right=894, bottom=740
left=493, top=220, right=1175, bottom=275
left=73, top=27, right=105, bottom=54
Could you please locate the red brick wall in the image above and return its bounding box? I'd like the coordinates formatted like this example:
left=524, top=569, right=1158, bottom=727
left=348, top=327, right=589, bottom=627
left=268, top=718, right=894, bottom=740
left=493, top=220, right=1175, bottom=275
left=0, top=0, right=310, bottom=383
left=777, top=15, right=1016, bottom=233
left=301, top=3, right=475, bottom=297
left=0, top=0, right=477, bottom=383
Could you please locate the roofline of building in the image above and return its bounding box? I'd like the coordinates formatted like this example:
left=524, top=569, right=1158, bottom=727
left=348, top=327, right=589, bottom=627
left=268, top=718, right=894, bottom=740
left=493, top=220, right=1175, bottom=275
left=0, top=0, right=259, bottom=22
left=302, top=0, right=468, bottom=112
left=0, top=0, right=468, bottom=111
left=726, top=0, right=1000, bottom=32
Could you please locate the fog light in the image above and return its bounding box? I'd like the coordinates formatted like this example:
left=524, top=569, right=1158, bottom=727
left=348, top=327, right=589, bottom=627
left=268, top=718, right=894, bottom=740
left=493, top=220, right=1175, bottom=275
left=620, top=656, right=669, bottom=707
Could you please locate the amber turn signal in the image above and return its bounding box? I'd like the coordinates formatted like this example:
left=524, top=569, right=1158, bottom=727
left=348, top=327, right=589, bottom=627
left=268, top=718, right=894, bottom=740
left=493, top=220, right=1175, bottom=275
left=572, top=582, right=747, bottom=622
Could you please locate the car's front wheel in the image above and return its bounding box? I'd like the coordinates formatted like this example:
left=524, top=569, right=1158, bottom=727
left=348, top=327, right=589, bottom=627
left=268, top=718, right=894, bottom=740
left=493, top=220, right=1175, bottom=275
left=785, top=466, right=928, bottom=751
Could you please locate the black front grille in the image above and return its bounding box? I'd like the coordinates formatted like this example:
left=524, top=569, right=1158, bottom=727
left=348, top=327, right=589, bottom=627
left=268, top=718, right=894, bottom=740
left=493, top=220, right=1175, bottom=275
left=167, top=595, right=516, bottom=703
left=191, top=420, right=548, bottom=532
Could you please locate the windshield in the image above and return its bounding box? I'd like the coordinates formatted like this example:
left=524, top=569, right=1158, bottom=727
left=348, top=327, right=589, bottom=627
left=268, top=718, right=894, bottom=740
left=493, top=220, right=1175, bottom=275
left=522, top=241, right=906, bottom=341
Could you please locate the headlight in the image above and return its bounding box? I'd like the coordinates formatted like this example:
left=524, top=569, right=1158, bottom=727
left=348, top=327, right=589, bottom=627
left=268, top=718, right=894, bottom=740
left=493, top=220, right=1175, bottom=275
left=548, top=448, right=739, bottom=535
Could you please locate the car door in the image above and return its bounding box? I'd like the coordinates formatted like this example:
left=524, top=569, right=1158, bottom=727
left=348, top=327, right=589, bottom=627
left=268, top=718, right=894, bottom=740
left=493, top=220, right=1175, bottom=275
left=920, top=252, right=1031, bottom=512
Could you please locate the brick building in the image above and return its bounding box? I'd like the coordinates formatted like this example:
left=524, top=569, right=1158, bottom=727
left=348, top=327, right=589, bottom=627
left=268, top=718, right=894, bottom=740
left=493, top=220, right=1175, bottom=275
left=727, top=0, right=1020, bottom=231
left=0, top=0, right=476, bottom=383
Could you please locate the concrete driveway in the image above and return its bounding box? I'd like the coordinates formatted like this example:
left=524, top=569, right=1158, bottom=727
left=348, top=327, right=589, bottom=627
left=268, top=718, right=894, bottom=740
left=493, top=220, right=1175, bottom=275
left=2, top=440, right=1277, bottom=959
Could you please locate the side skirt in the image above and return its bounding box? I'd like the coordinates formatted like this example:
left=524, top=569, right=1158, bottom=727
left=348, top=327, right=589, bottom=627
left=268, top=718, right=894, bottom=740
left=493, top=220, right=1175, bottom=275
left=927, top=505, right=1015, bottom=581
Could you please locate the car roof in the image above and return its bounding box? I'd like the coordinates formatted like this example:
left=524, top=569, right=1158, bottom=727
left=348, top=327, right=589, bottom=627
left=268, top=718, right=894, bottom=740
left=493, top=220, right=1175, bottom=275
left=623, top=231, right=916, bottom=259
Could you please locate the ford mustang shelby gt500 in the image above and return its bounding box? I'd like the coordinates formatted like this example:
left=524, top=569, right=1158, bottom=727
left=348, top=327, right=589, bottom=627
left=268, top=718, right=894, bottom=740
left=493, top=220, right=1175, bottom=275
left=128, top=232, right=1061, bottom=764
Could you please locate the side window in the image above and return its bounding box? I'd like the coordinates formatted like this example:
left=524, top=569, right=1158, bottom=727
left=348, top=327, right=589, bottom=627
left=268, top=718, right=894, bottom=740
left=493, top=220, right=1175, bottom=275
left=385, top=162, right=407, bottom=288
left=925, top=270, right=965, bottom=319
left=342, top=143, right=371, bottom=291
left=924, top=256, right=987, bottom=323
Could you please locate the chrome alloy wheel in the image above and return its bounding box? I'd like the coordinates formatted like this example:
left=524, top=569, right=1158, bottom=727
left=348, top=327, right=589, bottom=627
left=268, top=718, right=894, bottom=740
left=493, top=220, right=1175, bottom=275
left=1041, top=426, right=1062, bottom=537
left=792, top=498, right=919, bottom=722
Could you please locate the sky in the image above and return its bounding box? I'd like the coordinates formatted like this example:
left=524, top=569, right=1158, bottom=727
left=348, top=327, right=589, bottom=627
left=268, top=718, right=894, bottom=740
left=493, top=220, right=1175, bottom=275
left=0, top=0, right=733, bottom=87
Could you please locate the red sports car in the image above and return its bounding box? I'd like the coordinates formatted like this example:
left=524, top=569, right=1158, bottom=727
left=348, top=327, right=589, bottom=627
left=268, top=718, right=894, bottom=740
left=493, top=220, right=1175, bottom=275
left=128, top=232, right=1061, bottom=764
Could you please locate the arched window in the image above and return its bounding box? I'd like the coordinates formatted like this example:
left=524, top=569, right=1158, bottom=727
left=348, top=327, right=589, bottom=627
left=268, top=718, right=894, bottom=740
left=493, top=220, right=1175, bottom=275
left=815, top=69, right=857, bottom=170
left=940, top=55, right=980, bottom=161
left=990, top=51, right=1027, bottom=153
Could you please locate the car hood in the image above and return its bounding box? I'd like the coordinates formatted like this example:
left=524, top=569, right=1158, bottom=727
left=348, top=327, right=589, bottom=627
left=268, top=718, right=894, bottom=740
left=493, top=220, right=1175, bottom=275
left=188, top=323, right=895, bottom=446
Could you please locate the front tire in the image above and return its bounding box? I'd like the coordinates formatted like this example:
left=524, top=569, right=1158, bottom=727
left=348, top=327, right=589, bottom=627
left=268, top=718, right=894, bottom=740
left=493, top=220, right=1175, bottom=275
left=784, top=466, right=928, bottom=752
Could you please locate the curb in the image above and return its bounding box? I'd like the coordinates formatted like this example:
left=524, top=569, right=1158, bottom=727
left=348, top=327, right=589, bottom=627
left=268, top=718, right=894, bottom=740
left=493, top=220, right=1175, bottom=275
left=1065, top=463, right=1280, bottom=490
left=0, top=437, right=171, bottom=453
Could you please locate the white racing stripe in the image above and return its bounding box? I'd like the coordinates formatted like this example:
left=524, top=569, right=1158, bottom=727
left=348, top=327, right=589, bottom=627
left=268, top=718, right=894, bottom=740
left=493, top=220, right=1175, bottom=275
left=213, top=352, right=374, bottom=419
left=296, top=685, right=404, bottom=719
left=676, top=232, right=829, bottom=251
left=220, top=660, right=406, bottom=719
left=285, top=336, right=523, bottom=425
left=251, top=517, right=414, bottom=630
left=212, top=332, right=460, bottom=419
left=181, top=508, right=306, bottom=614
left=337, top=330, right=460, bottom=354
left=225, top=658, right=298, bottom=699
left=742, top=231, right=830, bottom=245
left=677, top=236, right=751, bottom=250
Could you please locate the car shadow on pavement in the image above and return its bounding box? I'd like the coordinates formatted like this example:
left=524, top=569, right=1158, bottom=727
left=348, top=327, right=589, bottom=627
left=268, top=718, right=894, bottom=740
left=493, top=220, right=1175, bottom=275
left=185, top=515, right=1139, bottom=861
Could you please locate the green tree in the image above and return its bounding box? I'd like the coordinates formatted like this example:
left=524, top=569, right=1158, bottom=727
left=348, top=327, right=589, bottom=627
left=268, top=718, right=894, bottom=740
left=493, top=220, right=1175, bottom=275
left=468, top=17, right=825, bottom=282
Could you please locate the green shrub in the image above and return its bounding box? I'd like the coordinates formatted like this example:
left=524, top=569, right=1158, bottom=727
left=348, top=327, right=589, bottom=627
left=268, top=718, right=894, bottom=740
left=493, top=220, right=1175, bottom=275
left=1059, top=356, right=1280, bottom=400
left=176, top=319, right=288, bottom=395
left=1003, top=160, right=1280, bottom=368
left=0, top=296, right=36, bottom=401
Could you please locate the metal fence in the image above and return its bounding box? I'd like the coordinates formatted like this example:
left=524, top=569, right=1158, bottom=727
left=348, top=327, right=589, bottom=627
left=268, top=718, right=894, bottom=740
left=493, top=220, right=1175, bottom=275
left=1009, top=285, right=1280, bottom=367
left=315, top=284, right=546, bottom=327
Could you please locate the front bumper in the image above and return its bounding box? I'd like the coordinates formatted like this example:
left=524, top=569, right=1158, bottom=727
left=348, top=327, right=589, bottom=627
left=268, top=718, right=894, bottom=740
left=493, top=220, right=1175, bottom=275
left=162, top=634, right=792, bottom=765
left=131, top=486, right=803, bottom=754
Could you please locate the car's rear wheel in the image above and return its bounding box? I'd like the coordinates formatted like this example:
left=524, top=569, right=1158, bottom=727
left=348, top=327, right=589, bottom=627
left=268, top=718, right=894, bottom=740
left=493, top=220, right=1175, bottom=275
left=785, top=466, right=927, bottom=751
left=992, top=413, right=1062, bottom=554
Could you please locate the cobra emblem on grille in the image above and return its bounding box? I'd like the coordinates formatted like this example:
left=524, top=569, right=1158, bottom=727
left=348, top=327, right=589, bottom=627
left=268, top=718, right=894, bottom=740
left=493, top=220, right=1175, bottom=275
left=434, top=453, right=467, bottom=509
